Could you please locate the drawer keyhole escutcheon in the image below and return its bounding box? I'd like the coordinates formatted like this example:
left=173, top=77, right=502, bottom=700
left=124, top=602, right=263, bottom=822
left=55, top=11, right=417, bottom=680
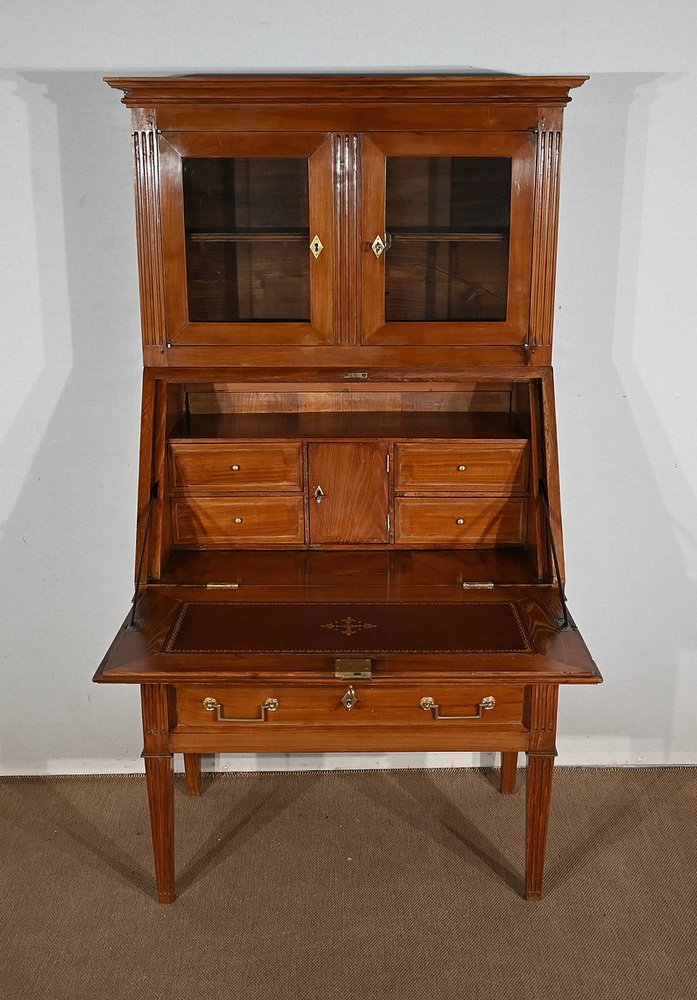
left=420, top=695, right=495, bottom=721
left=341, top=686, right=358, bottom=711
left=313, top=485, right=325, bottom=504
left=202, top=697, right=279, bottom=723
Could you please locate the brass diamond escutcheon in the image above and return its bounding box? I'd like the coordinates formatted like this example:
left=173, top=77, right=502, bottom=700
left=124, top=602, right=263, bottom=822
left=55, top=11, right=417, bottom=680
left=321, top=616, right=377, bottom=637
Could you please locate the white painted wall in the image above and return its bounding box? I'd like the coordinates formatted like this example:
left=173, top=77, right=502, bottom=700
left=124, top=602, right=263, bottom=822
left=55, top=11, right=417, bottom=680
left=1, top=0, right=696, bottom=774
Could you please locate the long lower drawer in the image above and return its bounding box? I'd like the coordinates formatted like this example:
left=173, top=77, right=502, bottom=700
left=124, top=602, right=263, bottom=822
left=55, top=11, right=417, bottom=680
left=395, top=497, right=527, bottom=545
left=176, top=683, right=525, bottom=729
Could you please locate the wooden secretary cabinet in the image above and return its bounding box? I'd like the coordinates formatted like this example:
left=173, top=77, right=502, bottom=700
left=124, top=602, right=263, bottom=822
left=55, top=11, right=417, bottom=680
left=95, top=74, right=602, bottom=903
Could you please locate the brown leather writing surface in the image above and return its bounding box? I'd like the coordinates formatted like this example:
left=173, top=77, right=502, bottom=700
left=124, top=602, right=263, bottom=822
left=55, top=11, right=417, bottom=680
left=164, top=600, right=534, bottom=654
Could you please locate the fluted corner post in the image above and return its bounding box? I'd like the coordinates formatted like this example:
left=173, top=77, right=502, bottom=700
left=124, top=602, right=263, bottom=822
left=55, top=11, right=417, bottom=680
left=141, top=684, right=175, bottom=903
left=529, top=109, right=563, bottom=354
left=131, top=107, right=167, bottom=362
left=524, top=684, right=559, bottom=900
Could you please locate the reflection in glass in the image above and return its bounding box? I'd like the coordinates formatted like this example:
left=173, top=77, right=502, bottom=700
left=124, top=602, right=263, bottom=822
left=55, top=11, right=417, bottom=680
left=183, top=157, right=310, bottom=322
left=385, top=157, right=511, bottom=322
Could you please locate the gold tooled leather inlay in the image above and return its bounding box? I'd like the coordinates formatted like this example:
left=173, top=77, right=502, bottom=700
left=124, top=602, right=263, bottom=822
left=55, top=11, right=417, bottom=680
left=321, top=616, right=378, bottom=637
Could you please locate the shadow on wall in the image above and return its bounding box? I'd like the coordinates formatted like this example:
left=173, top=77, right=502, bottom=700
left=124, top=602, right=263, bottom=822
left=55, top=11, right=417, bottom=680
left=0, top=71, right=143, bottom=769
left=0, top=70, right=695, bottom=772
left=554, top=71, right=697, bottom=761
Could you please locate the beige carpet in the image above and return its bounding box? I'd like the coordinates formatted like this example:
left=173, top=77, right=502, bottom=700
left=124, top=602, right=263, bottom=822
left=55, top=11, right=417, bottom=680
left=1, top=768, right=696, bottom=1000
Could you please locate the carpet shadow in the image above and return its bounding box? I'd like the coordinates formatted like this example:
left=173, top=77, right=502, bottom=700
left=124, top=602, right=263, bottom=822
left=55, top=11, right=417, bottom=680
left=343, top=770, right=523, bottom=895
left=545, top=770, right=693, bottom=894
left=176, top=772, right=321, bottom=895
left=36, top=778, right=154, bottom=898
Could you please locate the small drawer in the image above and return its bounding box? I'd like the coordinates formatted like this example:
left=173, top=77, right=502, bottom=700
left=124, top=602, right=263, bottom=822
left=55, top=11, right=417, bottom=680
left=394, top=442, right=528, bottom=492
left=176, top=683, right=524, bottom=729
left=395, top=497, right=526, bottom=545
left=172, top=496, right=305, bottom=546
left=169, top=442, right=303, bottom=492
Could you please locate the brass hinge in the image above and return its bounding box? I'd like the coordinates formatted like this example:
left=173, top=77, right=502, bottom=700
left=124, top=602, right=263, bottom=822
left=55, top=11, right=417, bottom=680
left=386, top=453, right=390, bottom=473
left=522, top=337, right=536, bottom=363
left=205, top=582, right=240, bottom=590
left=335, top=658, right=372, bottom=679
left=342, top=371, right=369, bottom=381
left=461, top=581, right=495, bottom=590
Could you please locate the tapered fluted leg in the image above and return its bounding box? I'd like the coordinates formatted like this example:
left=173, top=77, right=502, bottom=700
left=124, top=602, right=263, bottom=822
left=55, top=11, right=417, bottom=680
left=183, top=753, right=202, bottom=796
left=500, top=751, right=518, bottom=794
left=525, top=752, right=555, bottom=900
left=144, top=754, right=175, bottom=903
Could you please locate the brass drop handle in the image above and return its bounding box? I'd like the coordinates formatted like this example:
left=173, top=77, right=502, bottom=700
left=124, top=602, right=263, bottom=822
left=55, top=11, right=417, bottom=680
left=203, top=696, right=279, bottom=723
left=420, top=695, right=495, bottom=720
left=371, top=233, right=391, bottom=258
left=310, top=235, right=324, bottom=259
left=313, top=485, right=325, bottom=504
left=456, top=518, right=465, bottom=525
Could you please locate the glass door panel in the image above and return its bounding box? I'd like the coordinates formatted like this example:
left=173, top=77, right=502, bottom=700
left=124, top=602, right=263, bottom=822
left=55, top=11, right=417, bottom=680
left=361, top=133, right=534, bottom=346
left=385, top=157, right=511, bottom=322
left=160, top=133, right=335, bottom=347
left=183, top=157, right=310, bottom=323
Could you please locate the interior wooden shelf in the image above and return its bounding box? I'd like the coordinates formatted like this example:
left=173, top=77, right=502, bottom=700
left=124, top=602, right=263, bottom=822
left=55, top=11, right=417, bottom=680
left=390, top=230, right=507, bottom=242
left=169, top=411, right=527, bottom=441
left=159, top=547, right=542, bottom=588
left=188, top=230, right=308, bottom=242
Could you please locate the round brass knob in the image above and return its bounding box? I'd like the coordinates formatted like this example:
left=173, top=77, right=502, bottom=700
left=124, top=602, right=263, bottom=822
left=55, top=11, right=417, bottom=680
left=456, top=518, right=465, bottom=525
left=234, top=517, right=243, bottom=524
left=231, top=464, right=240, bottom=471
left=457, top=465, right=467, bottom=472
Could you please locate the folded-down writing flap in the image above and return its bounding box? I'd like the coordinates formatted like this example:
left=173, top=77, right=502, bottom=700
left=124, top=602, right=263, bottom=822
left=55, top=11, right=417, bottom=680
left=94, top=583, right=601, bottom=685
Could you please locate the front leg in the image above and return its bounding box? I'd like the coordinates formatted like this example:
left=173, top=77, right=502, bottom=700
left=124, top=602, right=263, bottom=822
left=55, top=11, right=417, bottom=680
left=141, top=684, right=175, bottom=902
left=144, top=754, right=175, bottom=903
left=525, top=751, right=555, bottom=900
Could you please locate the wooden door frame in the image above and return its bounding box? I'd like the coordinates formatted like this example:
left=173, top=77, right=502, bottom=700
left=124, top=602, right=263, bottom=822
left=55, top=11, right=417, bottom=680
left=360, top=131, right=536, bottom=346
left=159, top=131, right=336, bottom=347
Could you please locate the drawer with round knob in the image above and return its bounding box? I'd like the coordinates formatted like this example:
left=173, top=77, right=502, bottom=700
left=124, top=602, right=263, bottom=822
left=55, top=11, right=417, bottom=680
left=169, top=442, right=303, bottom=493
left=394, top=497, right=527, bottom=545
left=172, top=496, right=305, bottom=546
left=394, top=442, right=528, bottom=493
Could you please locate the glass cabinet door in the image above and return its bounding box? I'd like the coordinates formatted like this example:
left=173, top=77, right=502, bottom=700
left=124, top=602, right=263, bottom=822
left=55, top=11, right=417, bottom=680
left=360, top=133, right=535, bottom=346
left=159, top=133, right=335, bottom=346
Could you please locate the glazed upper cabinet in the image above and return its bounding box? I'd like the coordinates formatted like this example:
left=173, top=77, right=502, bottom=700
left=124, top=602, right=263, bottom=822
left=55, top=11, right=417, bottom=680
left=157, top=129, right=535, bottom=350
left=159, top=133, right=336, bottom=346
left=361, top=132, right=534, bottom=346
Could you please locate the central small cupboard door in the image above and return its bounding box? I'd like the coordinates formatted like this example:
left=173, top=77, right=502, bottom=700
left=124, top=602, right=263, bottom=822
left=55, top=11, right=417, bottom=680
left=308, top=443, right=389, bottom=544
left=159, top=132, right=336, bottom=347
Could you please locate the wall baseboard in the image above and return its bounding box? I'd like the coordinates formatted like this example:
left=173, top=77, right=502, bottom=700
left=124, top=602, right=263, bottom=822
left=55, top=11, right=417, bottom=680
left=2, top=748, right=697, bottom=776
